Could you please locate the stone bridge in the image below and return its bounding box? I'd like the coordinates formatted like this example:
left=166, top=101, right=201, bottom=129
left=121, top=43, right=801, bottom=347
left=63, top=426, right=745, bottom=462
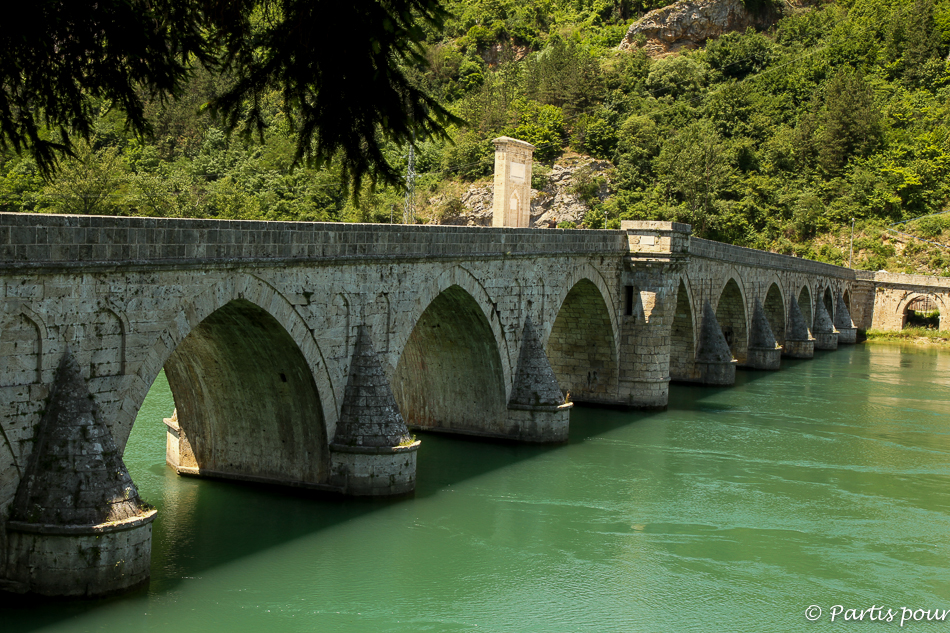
left=0, top=213, right=941, bottom=597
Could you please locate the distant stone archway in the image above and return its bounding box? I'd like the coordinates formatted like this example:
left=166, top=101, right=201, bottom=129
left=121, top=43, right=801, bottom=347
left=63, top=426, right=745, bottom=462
left=715, top=278, right=748, bottom=364
left=546, top=278, right=618, bottom=403
left=764, top=283, right=786, bottom=345
left=392, top=284, right=508, bottom=436
left=900, top=294, right=942, bottom=329
left=669, top=279, right=696, bottom=381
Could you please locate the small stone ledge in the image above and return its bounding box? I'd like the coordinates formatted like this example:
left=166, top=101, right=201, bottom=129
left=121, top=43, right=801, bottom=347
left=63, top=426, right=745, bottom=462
left=7, top=509, right=157, bottom=536
left=174, top=466, right=344, bottom=493
left=507, top=402, right=574, bottom=413
left=329, top=441, right=421, bottom=455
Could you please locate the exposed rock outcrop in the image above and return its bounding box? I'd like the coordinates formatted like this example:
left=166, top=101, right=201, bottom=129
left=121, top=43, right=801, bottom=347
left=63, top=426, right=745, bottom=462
left=619, top=0, right=794, bottom=57
left=531, top=159, right=612, bottom=228
left=434, top=156, right=613, bottom=228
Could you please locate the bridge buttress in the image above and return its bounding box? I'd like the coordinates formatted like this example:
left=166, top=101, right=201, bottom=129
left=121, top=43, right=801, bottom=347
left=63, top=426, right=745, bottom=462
left=506, top=316, right=572, bottom=442
left=747, top=299, right=782, bottom=370
left=834, top=293, right=858, bottom=344
left=694, top=300, right=737, bottom=385
left=813, top=297, right=839, bottom=351
left=619, top=221, right=692, bottom=407
left=4, top=352, right=155, bottom=597
left=784, top=294, right=816, bottom=359
left=329, top=325, right=420, bottom=496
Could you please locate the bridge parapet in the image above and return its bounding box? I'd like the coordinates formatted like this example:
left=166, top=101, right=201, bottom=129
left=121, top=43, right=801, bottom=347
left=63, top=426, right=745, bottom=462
left=689, top=237, right=856, bottom=278
left=0, top=213, right=625, bottom=269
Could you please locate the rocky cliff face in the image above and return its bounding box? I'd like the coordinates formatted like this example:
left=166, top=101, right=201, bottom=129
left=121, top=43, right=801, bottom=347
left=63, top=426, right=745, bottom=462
left=432, top=157, right=613, bottom=228
left=619, top=0, right=802, bottom=56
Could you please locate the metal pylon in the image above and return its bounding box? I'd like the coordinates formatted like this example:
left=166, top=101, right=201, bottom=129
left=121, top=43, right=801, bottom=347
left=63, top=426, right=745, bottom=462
left=403, top=143, right=415, bottom=224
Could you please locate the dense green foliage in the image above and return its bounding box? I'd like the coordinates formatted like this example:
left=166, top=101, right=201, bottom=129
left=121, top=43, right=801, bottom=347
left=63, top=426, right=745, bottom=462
left=3, top=0, right=950, bottom=273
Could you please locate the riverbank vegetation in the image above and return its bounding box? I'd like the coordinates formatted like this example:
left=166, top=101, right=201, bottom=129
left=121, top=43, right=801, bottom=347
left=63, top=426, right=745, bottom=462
left=2, top=0, right=950, bottom=275
left=865, top=327, right=950, bottom=344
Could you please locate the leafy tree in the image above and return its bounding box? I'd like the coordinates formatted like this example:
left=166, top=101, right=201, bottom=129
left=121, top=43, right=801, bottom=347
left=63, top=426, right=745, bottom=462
left=512, top=100, right=566, bottom=161
left=653, top=121, right=732, bottom=235
left=706, top=29, right=775, bottom=80
left=39, top=142, right=127, bottom=215
left=523, top=36, right=603, bottom=120
left=645, top=55, right=708, bottom=100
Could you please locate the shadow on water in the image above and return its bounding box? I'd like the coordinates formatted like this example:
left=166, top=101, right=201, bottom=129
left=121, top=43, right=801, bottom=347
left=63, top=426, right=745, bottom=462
left=0, top=345, right=876, bottom=630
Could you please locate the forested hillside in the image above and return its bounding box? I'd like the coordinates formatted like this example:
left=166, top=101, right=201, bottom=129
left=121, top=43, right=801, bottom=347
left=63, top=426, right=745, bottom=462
left=2, top=0, right=950, bottom=273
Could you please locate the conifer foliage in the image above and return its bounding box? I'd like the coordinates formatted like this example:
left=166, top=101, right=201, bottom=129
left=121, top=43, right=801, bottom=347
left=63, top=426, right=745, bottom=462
left=0, top=0, right=456, bottom=188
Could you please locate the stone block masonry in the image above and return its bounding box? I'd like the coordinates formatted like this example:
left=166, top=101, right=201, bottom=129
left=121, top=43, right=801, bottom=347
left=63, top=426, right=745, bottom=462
left=492, top=137, right=535, bottom=228
left=1, top=211, right=947, bottom=597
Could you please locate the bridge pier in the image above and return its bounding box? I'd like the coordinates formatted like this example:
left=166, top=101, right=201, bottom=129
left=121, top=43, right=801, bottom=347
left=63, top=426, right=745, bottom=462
left=328, top=326, right=420, bottom=496
left=834, top=294, right=858, bottom=344
left=4, top=353, right=155, bottom=598
left=746, top=299, right=782, bottom=370
left=695, top=301, right=737, bottom=385
left=506, top=318, right=572, bottom=441
left=813, top=299, right=839, bottom=351
left=783, top=296, right=815, bottom=359
left=617, top=292, right=676, bottom=407
left=619, top=221, right=692, bottom=405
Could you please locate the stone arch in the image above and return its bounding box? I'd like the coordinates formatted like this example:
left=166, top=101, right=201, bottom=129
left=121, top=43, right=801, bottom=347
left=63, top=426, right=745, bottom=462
left=822, top=285, right=834, bottom=322
left=545, top=278, right=619, bottom=403
left=669, top=277, right=697, bottom=381
left=164, top=299, right=329, bottom=484
left=715, top=277, right=749, bottom=364
left=542, top=263, right=620, bottom=350
left=843, top=289, right=852, bottom=313
left=797, top=285, right=814, bottom=332
left=764, top=282, right=786, bottom=345
left=898, top=293, right=946, bottom=329
left=0, top=309, right=43, bottom=387
left=119, top=274, right=336, bottom=471
left=392, top=266, right=511, bottom=386
left=391, top=284, right=508, bottom=437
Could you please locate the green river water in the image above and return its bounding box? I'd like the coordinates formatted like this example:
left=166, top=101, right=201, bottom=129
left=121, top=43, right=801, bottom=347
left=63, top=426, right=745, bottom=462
left=4, top=343, right=950, bottom=632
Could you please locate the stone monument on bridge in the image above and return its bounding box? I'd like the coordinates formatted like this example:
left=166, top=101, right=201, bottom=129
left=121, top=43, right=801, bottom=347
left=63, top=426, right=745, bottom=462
left=491, top=137, right=535, bottom=228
